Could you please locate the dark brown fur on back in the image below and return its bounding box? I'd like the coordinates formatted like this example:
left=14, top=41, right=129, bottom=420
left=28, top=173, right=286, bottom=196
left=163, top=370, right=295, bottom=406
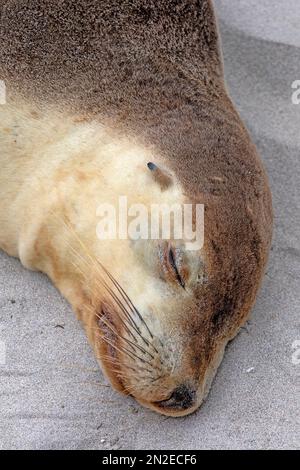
left=0, top=0, right=222, bottom=112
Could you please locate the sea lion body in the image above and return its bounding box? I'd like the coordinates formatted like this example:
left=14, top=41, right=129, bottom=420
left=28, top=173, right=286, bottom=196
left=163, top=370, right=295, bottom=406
left=0, top=1, right=272, bottom=416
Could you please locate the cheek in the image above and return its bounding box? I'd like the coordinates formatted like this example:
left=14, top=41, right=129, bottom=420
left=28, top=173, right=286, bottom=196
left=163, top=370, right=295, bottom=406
left=184, top=252, right=207, bottom=288
left=129, top=240, right=162, bottom=282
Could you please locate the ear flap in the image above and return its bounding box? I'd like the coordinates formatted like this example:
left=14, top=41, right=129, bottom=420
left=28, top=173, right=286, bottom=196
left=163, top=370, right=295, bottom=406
left=147, top=162, right=173, bottom=191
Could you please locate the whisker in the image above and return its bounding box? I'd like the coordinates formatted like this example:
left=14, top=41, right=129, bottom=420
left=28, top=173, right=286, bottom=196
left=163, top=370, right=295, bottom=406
left=97, top=333, right=143, bottom=364
left=50, top=214, right=167, bottom=381
left=100, top=357, right=138, bottom=374
left=92, top=278, right=155, bottom=353
left=74, top=255, right=148, bottom=346
left=96, top=331, right=154, bottom=368
left=93, top=315, right=141, bottom=357
left=94, top=304, right=137, bottom=343
left=99, top=262, right=155, bottom=340
left=96, top=284, right=141, bottom=340
left=120, top=335, right=155, bottom=360
left=91, top=321, right=155, bottom=360
left=64, top=226, right=155, bottom=349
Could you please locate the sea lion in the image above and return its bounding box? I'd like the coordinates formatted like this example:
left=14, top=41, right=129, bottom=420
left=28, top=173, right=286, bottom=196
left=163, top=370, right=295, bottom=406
left=0, top=0, right=272, bottom=417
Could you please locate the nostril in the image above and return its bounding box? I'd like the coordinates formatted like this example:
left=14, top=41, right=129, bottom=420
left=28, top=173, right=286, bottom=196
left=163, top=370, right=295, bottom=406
left=155, top=384, right=196, bottom=410
left=172, top=385, right=195, bottom=407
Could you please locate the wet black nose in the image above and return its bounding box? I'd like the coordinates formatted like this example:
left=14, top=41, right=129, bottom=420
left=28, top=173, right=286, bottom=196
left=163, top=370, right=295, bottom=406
left=155, top=385, right=196, bottom=411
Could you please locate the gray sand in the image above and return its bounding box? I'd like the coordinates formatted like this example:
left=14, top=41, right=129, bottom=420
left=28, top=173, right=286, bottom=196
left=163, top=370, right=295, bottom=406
left=0, top=0, right=299, bottom=449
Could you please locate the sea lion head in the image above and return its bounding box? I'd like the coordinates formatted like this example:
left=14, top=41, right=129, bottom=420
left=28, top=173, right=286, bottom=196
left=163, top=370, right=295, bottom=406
left=0, top=0, right=272, bottom=417
left=73, top=131, right=272, bottom=417
left=68, top=153, right=211, bottom=417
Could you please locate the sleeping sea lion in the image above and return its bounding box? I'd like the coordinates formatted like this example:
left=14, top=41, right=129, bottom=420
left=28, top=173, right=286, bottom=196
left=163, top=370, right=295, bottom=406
left=0, top=0, right=272, bottom=416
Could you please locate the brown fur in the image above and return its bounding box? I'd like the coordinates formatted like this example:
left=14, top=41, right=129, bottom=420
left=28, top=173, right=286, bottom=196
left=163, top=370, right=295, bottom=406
left=0, top=1, right=273, bottom=416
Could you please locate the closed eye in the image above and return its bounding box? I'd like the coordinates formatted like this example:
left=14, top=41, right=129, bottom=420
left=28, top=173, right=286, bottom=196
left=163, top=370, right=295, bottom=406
left=168, top=246, right=185, bottom=289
